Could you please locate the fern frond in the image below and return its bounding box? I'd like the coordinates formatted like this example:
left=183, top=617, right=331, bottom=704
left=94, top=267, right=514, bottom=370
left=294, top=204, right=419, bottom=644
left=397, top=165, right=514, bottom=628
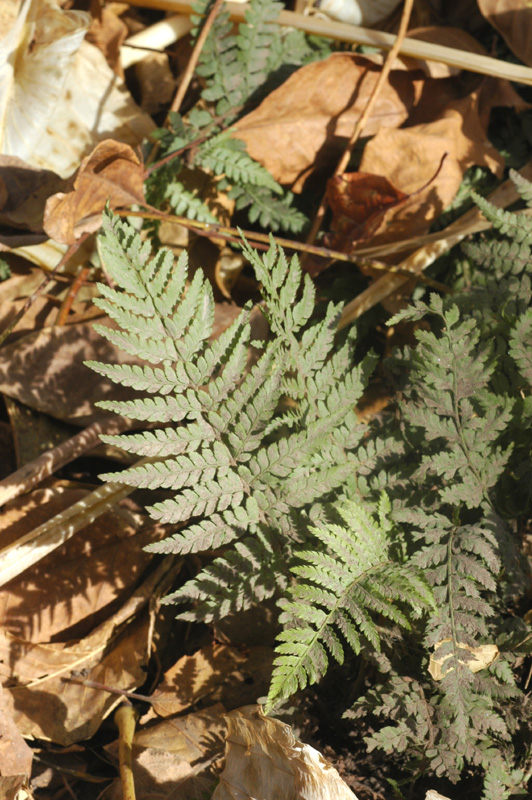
left=265, top=495, right=433, bottom=711
left=88, top=210, right=376, bottom=617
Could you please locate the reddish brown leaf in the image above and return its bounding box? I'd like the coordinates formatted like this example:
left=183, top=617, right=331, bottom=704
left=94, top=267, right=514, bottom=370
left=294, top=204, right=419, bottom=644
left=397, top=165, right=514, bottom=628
left=326, top=172, right=409, bottom=252
left=43, top=140, right=146, bottom=244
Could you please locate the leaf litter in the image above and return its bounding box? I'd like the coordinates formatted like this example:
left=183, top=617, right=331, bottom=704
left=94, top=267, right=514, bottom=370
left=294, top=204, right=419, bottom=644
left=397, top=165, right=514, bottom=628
left=0, top=0, right=532, bottom=798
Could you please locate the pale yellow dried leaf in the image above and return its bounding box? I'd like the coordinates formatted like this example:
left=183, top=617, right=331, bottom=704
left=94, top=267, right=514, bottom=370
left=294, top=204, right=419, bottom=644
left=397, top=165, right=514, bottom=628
left=213, top=705, right=358, bottom=800
left=428, top=639, right=499, bottom=681
left=0, top=0, right=153, bottom=178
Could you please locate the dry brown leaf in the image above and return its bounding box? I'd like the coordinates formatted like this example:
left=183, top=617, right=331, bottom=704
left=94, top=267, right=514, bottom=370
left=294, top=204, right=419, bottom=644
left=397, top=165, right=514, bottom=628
left=0, top=558, right=178, bottom=744
left=148, top=644, right=274, bottom=719
left=325, top=172, right=409, bottom=255
left=43, top=140, right=145, bottom=245
left=477, top=0, right=532, bottom=66
left=0, top=322, right=145, bottom=426
left=0, top=156, right=66, bottom=248
left=105, top=705, right=226, bottom=800
left=85, top=6, right=128, bottom=77
left=0, top=681, right=32, bottom=779
left=0, top=486, right=164, bottom=641
left=234, top=53, right=425, bottom=191
left=213, top=705, right=358, bottom=800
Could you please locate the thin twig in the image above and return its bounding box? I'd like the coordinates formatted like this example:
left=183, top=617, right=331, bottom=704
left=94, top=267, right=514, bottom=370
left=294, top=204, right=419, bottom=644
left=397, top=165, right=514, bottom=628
left=56, top=265, right=92, bottom=325
left=117, top=208, right=448, bottom=290
left=169, top=0, right=225, bottom=115
left=305, top=0, right=415, bottom=247
left=0, top=232, right=90, bottom=348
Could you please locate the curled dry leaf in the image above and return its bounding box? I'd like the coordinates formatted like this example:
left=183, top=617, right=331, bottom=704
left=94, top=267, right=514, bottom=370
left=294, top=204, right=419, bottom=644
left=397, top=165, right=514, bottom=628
left=325, top=172, right=409, bottom=255
left=428, top=639, right=499, bottom=681
left=213, top=706, right=358, bottom=800
left=0, top=0, right=90, bottom=168
left=477, top=0, right=532, bottom=67
left=234, top=53, right=425, bottom=191
left=43, top=140, right=146, bottom=245
left=355, top=92, right=504, bottom=252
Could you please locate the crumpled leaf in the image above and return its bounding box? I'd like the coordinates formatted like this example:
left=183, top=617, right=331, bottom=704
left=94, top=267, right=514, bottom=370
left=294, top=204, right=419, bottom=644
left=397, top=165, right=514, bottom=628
left=43, top=140, right=146, bottom=244
left=213, top=705, right=358, bottom=800
left=325, top=172, right=409, bottom=254
left=234, top=53, right=426, bottom=191
left=0, top=0, right=90, bottom=165
left=355, top=92, right=503, bottom=250
left=477, top=0, right=532, bottom=67
left=0, top=0, right=153, bottom=178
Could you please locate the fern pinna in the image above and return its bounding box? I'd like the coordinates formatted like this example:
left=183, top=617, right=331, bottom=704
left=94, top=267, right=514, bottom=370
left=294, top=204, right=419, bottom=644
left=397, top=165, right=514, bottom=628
left=87, top=210, right=377, bottom=622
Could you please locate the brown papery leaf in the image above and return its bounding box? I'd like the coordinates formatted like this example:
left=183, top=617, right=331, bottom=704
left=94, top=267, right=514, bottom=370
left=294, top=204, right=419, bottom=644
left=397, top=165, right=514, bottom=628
left=213, top=706, right=358, bottom=800
left=148, top=644, right=273, bottom=719
left=0, top=486, right=165, bottom=641
left=43, top=140, right=145, bottom=244
left=104, top=705, right=227, bottom=799
left=234, top=53, right=426, bottom=191
left=0, top=558, right=177, bottom=744
left=0, top=681, right=32, bottom=782
left=477, top=0, right=532, bottom=66
left=85, top=6, right=128, bottom=77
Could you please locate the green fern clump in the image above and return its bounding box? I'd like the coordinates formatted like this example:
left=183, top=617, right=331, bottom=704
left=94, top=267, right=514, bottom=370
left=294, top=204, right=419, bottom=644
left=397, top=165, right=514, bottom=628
left=87, top=209, right=377, bottom=622
left=350, top=286, right=532, bottom=795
